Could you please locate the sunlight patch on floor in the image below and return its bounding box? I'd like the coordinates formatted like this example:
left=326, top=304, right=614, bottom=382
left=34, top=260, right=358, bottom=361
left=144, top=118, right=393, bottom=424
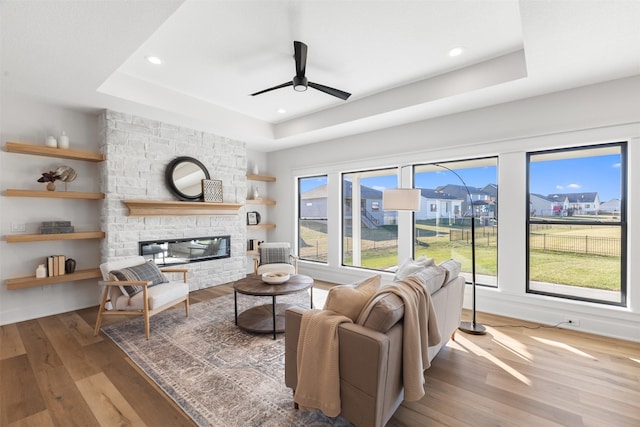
left=456, top=334, right=532, bottom=386
left=530, top=336, right=597, bottom=360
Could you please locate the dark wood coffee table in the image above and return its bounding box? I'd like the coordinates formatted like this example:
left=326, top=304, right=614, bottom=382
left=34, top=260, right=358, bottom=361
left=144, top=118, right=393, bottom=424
left=233, top=274, right=313, bottom=339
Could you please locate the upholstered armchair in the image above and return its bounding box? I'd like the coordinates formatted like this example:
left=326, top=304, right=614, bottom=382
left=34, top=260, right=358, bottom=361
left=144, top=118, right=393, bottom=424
left=93, top=256, right=190, bottom=340
left=253, top=242, right=298, bottom=275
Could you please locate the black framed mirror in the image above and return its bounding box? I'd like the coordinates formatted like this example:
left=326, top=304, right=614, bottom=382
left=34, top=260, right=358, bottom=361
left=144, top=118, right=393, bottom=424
left=165, top=156, right=210, bottom=201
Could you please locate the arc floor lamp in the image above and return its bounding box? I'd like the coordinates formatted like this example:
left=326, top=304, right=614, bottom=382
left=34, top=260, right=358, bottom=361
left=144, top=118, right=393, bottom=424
left=434, top=164, right=486, bottom=335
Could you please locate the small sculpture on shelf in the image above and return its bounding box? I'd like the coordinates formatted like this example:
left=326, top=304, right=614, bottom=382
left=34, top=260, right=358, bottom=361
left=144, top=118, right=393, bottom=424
left=37, top=170, right=61, bottom=191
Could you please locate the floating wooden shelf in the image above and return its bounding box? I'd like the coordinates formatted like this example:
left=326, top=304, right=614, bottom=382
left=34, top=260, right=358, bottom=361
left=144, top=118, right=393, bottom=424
left=246, top=198, right=276, bottom=206
left=5, top=268, right=102, bottom=290
left=246, top=173, right=276, bottom=182
left=248, top=223, right=276, bottom=230
left=5, top=231, right=105, bottom=243
left=5, top=141, right=105, bottom=162
left=124, top=199, right=243, bottom=216
left=4, top=189, right=105, bottom=199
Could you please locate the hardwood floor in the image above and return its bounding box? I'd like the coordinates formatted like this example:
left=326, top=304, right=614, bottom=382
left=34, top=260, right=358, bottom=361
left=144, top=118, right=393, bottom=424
left=1, top=282, right=638, bottom=426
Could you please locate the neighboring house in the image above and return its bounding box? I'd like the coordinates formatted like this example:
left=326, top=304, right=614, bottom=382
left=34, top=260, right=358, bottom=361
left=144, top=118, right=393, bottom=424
left=299, top=184, right=328, bottom=219
left=415, top=188, right=463, bottom=223
left=529, top=193, right=565, bottom=217
left=339, top=181, right=385, bottom=228
left=599, top=198, right=621, bottom=214
left=435, top=184, right=496, bottom=219
left=547, top=192, right=600, bottom=215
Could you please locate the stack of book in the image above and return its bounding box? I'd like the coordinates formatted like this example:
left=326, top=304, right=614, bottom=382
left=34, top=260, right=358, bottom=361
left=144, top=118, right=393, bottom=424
left=46, top=255, right=67, bottom=276
left=40, top=221, right=74, bottom=234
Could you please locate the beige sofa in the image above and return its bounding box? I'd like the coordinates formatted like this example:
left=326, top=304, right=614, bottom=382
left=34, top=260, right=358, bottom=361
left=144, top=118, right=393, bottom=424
left=285, top=260, right=465, bottom=427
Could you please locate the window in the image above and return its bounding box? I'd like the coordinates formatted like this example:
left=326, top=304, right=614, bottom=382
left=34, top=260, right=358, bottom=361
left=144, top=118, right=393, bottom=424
left=342, top=168, right=399, bottom=270
left=298, top=176, right=328, bottom=262
left=414, top=158, right=498, bottom=286
left=527, top=143, right=626, bottom=305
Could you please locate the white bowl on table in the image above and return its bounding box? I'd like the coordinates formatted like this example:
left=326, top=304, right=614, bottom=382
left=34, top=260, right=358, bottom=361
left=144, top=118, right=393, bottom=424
left=261, top=272, right=290, bottom=284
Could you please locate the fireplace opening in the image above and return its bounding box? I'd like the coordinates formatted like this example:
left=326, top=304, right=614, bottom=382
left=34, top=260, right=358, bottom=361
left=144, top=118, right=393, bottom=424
left=139, top=235, right=230, bottom=266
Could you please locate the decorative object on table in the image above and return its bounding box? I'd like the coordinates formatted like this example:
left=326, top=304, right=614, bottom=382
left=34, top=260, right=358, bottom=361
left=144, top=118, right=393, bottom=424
left=35, top=263, right=47, bottom=278
left=201, top=179, right=223, bottom=203
left=247, top=211, right=261, bottom=225
left=433, top=163, right=486, bottom=335
left=45, top=135, right=57, bottom=147
left=58, top=131, right=69, bottom=149
left=55, top=165, right=77, bottom=190
left=261, top=272, right=290, bottom=285
left=37, top=170, right=61, bottom=191
left=39, top=221, right=74, bottom=234
left=64, top=258, right=76, bottom=274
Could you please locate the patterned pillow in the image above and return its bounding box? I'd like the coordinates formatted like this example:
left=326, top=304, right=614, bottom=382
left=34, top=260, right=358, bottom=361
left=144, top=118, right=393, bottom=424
left=110, top=261, right=168, bottom=297
left=259, top=246, right=290, bottom=265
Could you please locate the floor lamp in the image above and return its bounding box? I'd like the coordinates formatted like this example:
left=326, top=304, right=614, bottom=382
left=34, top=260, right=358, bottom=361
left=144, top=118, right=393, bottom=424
left=434, top=164, right=486, bottom=335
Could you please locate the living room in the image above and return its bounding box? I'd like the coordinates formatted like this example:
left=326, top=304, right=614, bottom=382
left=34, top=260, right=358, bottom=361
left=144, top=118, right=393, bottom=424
left=1, top=1, right=639, bottom=426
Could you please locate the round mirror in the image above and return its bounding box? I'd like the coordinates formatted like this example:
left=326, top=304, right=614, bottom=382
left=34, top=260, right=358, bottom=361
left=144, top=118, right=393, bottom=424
left=165, top=157, right=210, bottom=200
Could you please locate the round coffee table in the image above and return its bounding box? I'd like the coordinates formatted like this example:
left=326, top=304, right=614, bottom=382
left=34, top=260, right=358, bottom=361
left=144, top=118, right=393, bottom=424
left=233, top=274, right=314, bottom=339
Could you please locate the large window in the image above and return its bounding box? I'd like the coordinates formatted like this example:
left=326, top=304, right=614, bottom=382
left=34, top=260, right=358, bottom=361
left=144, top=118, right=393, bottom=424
left=414, top=158, right=498, bottom=286
left=527, top=143, right=626, bottom=305
left=298, top=176, right=329, bottom=262
left=342, top=168, right=399, bottom=271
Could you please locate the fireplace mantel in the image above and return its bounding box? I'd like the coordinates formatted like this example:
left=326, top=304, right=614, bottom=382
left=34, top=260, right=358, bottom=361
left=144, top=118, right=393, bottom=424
left=124, top=199, right=243, bottom=216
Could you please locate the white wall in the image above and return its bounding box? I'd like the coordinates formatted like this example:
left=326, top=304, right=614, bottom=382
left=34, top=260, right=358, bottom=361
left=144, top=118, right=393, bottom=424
left=0, top=94, right=102, bottom=324
left=266, top=76, right=640, bottom=342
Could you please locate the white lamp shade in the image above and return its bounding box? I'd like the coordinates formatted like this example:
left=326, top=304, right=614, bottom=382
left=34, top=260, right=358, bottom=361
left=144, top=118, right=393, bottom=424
left=382, top=189, right=421, bottom=211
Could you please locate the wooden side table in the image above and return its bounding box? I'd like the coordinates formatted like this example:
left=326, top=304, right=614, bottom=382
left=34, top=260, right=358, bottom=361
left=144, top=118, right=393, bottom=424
left=233, top=274, right=313, bottom=339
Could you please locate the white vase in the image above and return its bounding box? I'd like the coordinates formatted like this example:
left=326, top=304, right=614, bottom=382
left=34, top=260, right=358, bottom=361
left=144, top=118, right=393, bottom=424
left=36, top=264, right=47, bottom=278
left=45, top=136, right=57, bottom=147
left=58, top=131, right=69, bottom=149
left=253, top=185, right=259, bottom=199
left=252, top=162, right=259, bottom=175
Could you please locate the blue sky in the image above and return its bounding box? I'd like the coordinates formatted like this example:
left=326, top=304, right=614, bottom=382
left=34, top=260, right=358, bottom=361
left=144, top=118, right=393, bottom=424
left=300, top=154, right=621, bottom=202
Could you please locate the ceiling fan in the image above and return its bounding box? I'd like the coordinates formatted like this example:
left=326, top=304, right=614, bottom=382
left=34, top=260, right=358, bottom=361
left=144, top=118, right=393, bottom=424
left=250, top=41, right=351, bottom=101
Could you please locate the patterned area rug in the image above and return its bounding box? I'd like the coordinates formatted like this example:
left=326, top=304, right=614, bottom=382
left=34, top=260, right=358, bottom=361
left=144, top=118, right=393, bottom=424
left=101, top=289, right=354, bottom=426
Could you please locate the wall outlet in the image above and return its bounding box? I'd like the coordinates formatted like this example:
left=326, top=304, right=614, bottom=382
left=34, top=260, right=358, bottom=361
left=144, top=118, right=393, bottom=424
left=11, top=223, right=26, bottom=232
left=564, top=317, right=580, bottom=327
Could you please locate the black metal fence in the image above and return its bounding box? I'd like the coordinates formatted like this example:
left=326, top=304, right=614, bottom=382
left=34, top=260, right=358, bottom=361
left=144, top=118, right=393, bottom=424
left=529, top=233, right=620, bottom=257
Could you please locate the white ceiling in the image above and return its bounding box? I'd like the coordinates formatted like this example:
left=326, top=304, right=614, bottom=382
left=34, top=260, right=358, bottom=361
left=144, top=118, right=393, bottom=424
left=2, top=1, right=639, bottom=152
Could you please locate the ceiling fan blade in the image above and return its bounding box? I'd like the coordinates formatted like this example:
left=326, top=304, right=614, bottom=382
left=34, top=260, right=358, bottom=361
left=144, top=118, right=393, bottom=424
left=294, top=41, right=307, bottom=78
left=308, top=82, right=351, bottom=100
left=250, top=81, right=293, bottom=96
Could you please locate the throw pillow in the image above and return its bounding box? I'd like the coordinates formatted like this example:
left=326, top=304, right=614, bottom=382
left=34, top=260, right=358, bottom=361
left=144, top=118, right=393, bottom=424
left=438, top=259, right=462, bottom=284
left=393, top=256, right=435, bottom=281
left=356, top=292, right=405, bottom=333
left=259, top=245, right=289, bottom=265
left=323, top=275, right=382, bottom=321
left=110, top=261, right=168, bottom=298
left=411, top=265, right=447, bottom=294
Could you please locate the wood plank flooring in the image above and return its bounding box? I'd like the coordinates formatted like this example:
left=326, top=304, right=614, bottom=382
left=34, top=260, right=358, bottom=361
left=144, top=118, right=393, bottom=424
left=1, top=282, right=638, bottom=426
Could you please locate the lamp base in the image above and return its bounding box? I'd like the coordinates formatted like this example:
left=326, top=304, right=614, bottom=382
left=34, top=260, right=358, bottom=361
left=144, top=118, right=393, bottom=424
left=458, top=321, right=487, bottom=335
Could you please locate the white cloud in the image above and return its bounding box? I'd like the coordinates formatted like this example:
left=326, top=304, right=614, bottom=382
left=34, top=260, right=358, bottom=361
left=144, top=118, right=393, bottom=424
left=372, top=186, right=387, bottom=191
left=613, top=162, right=621, bottom=168
left=567, top=183, right=581, bottom=189
left=555, top=185, right=563, bottom=190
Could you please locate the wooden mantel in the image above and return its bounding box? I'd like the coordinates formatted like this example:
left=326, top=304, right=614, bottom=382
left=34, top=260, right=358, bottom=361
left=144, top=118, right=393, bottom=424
left=124, top=199, right=243, bottom=216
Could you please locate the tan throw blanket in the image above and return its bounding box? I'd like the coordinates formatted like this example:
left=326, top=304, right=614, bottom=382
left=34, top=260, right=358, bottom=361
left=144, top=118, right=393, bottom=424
left=294, top=309, right=353, bottom=417
left=379, top=275, right=441, bottom=401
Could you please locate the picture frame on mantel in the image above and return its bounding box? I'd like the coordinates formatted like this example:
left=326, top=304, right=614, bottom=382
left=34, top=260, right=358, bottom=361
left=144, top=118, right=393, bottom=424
left=202, top=179, right=223, bottom=203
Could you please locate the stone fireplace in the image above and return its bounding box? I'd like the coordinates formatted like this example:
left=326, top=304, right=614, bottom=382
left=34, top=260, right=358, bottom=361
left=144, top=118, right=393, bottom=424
left=140, top=235, right=231, bottom=266
left=99, top=110, right=247, bottom=290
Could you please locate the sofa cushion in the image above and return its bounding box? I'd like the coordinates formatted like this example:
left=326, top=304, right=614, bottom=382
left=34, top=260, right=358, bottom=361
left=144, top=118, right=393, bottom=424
left=110, top=261, right=168, bottom=297
left=412, top=265, right=448, bottom=294
left=356, top=292, right=405, bottom=333
left=393, top=256, right=434, bottom=281
left=438, top=259, right=462, bottom=283
left=323, top=275, right=381, bottom=321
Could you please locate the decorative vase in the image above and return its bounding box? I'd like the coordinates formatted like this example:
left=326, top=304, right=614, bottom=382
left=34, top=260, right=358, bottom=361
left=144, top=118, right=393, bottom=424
left=252, top=162, right=259, bottom=175
left=58, top=131, right=69, bottom=149
left=46, top=182, right=56, bottom=191
left=252, top=185, right=259, bottom=199
left=65, top=258, right=76, bottom=274
left=36, top=264, right=47, bottom=278
left=45, top=136, right=57, bottom=147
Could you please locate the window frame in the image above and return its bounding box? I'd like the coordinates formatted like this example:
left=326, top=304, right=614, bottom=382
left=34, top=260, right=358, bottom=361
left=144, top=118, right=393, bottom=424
left=525, top=142, right=627, bottom=306
left=297, top=175, right=329, bottom=264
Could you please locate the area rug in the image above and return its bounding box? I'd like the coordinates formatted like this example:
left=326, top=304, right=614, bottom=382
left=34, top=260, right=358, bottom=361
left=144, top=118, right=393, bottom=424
left=101, top=289, right=354, bottom=427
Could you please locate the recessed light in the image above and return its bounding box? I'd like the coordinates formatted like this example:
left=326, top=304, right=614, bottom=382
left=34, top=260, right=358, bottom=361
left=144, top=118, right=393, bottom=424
left=146, top=56, right=163, bottom=65
left=277, top=108, right=287, bottom=114
left=448, top=47, right=464, bottom=57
